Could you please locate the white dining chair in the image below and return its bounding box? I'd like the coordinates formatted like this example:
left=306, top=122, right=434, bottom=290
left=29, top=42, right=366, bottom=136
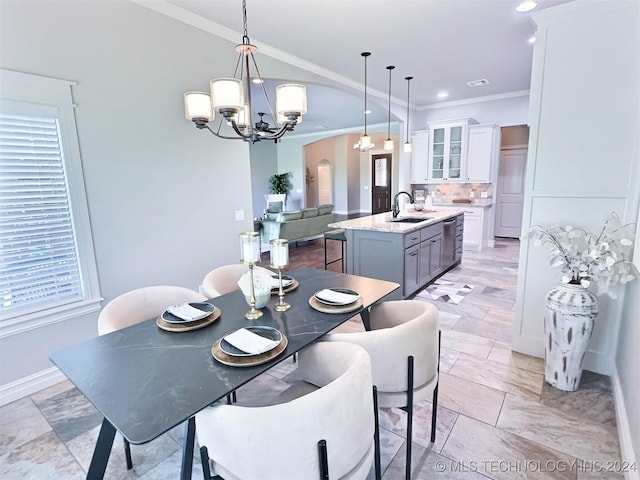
left=323, top=300, right=440, bottom=480
left=97, top=285, right=205, bottom=468
left=201, top=264, right=273, bottom=299
left=196, top=341, right=377, bottom=480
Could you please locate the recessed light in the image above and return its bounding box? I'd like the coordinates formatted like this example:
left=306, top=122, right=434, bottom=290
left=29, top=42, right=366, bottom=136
left=528, top=35, right=537, bottom=44
left=365, top=109, right=372, bottom=115
left=467, top=79, right=489, bottom=87
left=516, top=0, right=537, bottom=13
left=251, top=78, right=264, bottom=84
left=437, top=91, right=449, bottom=99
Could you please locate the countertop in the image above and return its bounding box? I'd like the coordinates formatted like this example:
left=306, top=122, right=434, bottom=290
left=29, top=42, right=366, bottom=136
left=329, top=209, right=460, bottom=234
left=432, top=202, right=493, bottom=208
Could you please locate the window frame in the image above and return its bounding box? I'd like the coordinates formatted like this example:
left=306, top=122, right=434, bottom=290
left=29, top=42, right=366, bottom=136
left=0, top=69, right=102, bottom=337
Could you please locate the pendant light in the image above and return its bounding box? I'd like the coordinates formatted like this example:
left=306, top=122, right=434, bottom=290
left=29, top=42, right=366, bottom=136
left=354, top=52, right=375, bottom=151
left=384, top=65, right=395, bottom=151
left=403, top=76, right=413, bottom=153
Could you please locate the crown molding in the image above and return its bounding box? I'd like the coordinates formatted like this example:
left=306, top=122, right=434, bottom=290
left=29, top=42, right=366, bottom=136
left=419, top=90, right=530, bottom=110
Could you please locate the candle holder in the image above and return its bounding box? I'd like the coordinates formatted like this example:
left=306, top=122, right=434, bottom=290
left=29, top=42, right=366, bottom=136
left=240, top=232, right=263, bottom=320
left=270, top=239, right=290, bottom=312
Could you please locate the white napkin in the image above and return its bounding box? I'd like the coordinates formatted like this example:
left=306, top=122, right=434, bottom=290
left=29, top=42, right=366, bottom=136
left=167, top=303, right=207, bottom=321
left=224, top=328, right=280, bottom=355
left=271, top=276, right=294, bottom=288
left=315, top=289, right=359, bottom=304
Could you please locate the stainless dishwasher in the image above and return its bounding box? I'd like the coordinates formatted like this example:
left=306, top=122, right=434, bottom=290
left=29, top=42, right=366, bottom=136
left=442, top=217, right=457, bottom=266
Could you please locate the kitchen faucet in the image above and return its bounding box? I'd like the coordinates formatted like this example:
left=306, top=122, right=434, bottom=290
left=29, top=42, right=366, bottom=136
left=392, top=191, right=414, bottom=218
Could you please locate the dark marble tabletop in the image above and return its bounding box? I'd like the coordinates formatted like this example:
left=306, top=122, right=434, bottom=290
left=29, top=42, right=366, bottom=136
left=50, top=267, right=399, bottom=445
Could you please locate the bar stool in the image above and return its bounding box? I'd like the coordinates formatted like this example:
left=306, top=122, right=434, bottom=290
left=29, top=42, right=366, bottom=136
left=324, top=229, right=346, bottom=272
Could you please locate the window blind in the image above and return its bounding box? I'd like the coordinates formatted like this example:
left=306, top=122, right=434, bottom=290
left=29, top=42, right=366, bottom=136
left=0, top=113, right=83, bottom=316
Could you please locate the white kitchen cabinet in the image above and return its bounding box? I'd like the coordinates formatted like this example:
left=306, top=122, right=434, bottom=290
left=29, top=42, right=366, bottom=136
left=409, top=130, right=429, bottom=183
left=465, top=124, right=498, bottom=183
left=460, top=208, right=482, bottom=249
left=427, top=118, right=476, bottom=183
left=432, top=205, right=493, bottom=251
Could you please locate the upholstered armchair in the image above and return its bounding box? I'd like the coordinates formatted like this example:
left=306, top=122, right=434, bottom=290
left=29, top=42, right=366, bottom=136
left=196, top=341, right=377, bottom=480
left=322, top=300, right=440, bottom=480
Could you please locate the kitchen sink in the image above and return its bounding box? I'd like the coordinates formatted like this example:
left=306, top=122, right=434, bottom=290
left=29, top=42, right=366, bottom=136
left=388, top=217, right=433, bottom=223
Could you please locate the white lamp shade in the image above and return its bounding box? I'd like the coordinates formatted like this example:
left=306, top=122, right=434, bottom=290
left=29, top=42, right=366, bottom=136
left=210, top=78, right=244, bottom=111
left=403, top=141, right=412, bottom=153
left=236, top=104, right=250, bottom=127
left=360, top=134, right=372, bottom=149
left=276, top=84, right=307, bottom=115
left=384, top=139, right=394, bottom=151
left=184, top=92, right=213, bottom=121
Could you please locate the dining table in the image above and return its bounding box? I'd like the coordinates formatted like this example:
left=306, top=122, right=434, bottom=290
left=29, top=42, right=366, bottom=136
left=50, top=267, right=399, bottom=480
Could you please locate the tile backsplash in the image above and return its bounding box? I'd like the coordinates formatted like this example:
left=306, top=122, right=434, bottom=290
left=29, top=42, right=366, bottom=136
left=411, top=183, right=493, bottom=203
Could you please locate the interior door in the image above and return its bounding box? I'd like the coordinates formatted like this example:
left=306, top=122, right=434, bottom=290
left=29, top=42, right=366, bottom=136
left=317, top=162, right=332, bottom=205
left=371, top=153, right=391, bottom=214
left=494, top=147, right=527, bottom=238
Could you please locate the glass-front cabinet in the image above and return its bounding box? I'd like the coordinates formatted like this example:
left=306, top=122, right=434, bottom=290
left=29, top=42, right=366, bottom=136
left=427, top=118, right=475, bottom=182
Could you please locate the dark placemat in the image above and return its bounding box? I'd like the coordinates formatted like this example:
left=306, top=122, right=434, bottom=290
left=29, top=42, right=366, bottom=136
left=211, top=332, right=288, bottom=367
left=156, top=307, right=221, bottom=332
left=308, top=295, right=363, bottom=314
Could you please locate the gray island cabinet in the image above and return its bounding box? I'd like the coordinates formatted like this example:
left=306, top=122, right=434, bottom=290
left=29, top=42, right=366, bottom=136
left=329, top=210, right=462, bottom=299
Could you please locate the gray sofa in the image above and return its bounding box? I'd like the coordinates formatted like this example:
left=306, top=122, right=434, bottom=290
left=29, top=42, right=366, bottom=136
left=260, top=204, right=336, bottom=244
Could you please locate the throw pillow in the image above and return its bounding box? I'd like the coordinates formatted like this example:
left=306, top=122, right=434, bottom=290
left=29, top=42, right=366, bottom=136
left=267, top=201, right=283, bottom=213
left=301, top=207, right=319, bottom=218
left=317, top=204, right=334, bottom=215
left=277, top=210, right=303, bottom=222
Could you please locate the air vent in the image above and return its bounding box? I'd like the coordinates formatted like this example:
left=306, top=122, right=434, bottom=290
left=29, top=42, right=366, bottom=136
left=467, top=79, right=489, bottom=87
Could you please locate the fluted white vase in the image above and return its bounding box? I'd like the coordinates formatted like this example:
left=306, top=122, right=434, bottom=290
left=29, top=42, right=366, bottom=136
left=544, top=283, right=598, bottom=391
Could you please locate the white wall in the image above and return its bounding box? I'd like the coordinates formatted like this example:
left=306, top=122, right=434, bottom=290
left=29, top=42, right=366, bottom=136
left=615, top=121, right=640, bottom=472
left=416, top=94, right=530, bottom=130
left=513, top=0, right=639, bottom=374
left=0, top=0, right=298, bottom=397
left=250, top=141, right=278, bottom=217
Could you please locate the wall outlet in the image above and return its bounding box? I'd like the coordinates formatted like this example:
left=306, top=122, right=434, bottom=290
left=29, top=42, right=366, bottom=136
left=481, top=192, right=489, bottom=198
left=296, top=188, right=302, bottom=193
left=235, top=210, right=245, bottom=221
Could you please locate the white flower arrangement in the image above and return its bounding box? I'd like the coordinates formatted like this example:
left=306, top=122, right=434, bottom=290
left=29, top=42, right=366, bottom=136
left=528, top=212, right=638, bottom=298
left=237, top=267, right=276, bottom=309
left=237, top=268, right=274, bottom=296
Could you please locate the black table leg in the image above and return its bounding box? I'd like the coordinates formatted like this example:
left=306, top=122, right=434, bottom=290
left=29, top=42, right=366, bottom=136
left=181, top=416, right=196, bottom=480
left=360, top=308, right=372, bottom=331
left=86, top=418, right=116, bottom=479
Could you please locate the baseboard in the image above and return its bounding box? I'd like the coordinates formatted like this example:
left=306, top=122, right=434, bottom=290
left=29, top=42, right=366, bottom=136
left=611, top=368, right=639, bottom=480
left=0, top=366, right=67, bottom=407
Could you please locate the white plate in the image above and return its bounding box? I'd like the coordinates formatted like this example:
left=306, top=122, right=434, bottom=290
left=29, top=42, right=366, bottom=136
left=271, top=274, right=294, bottom=289
left=220, top=326, right=283, bottom=357
left=314, top=288, right=360, bottom=306
left=161, top=302, right=215, bottom=324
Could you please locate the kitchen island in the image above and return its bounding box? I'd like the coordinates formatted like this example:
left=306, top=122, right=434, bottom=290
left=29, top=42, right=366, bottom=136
left=329, top=209, right=463, bottom=299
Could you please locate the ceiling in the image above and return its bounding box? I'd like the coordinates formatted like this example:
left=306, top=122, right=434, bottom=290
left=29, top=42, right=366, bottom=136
left=150, top=0, right=573, bottom=134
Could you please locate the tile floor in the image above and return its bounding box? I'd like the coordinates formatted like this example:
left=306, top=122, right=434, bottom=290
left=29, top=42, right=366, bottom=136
left=0, top=238, right=623, bottom=479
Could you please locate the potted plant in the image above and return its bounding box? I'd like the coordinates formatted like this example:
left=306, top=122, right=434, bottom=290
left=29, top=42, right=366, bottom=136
left=268, top=172, right=293, bottom=198
left=528, top=212, right=637, bottom=391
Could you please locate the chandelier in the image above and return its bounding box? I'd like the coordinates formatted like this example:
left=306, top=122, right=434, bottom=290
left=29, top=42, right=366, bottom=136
left=353, top=52, right=375, bottom=152
left=183, top=0, right=307, bottom=143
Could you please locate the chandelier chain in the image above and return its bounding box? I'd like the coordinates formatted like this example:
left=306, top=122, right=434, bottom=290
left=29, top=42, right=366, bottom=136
left=242, top=0, right=249, bottom=42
